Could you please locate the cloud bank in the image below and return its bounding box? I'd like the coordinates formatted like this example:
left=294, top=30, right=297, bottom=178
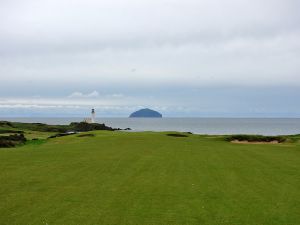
left=0, top=0, right=299, bottom=116
left=68, top=91, right=100, bottom=98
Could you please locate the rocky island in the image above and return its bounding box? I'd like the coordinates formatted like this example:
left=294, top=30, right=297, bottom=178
left=129, top=108, right=162, bottom=118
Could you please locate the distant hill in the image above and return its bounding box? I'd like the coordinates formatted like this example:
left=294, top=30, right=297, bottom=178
left=129, top=108, right=162, bottom=118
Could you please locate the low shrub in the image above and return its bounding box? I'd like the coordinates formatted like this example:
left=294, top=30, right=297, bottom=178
left=48, top=133, right=76, bottom=139
left=0, top=134, right=27, bottom=148
left=0, top=130, right=24, bottom=134
left=167, top=133, right=188, bottom=138
left=0, top=121, right=117, bottom=133
left=69, top=122, right=114, bottom=132
left=225, top=135, right=286, bottom=143
left=77, top=133, right=95, bottom=137
left=0, top=121, right=12, bottom=127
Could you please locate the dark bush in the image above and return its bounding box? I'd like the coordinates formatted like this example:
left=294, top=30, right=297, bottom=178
left=225, top=135, right=286, bottom=143
left=0, top=121, right=117, bottom=133
left=77, top=133, right=95, bottom=137
left=0, top=134, right=26, bottom=142
left=0, top=130, right=24, bottom=134
left=167, top=133, right=188, bottom=138
left=48, top=133, right=76, bottom=138
left=0, top=121, right=12, bottom=127
left=0, top=134, right=27, bottom=148
left=0, top=140, right=15, bottom=147
left=69, top=122, right=114, bottom=132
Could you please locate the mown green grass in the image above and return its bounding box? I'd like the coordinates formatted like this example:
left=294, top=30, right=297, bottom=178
left=0, top=131, right=299, bottom=225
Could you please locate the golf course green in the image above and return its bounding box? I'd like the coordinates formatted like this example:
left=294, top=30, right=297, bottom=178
left=0, top=130, right=299, bottom=225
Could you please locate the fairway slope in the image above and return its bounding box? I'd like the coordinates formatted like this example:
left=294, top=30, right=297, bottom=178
left=0, top=131, right=299, bottom=225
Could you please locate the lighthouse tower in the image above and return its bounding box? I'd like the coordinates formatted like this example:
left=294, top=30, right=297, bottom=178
left=91, top=108, right=96, bottom=123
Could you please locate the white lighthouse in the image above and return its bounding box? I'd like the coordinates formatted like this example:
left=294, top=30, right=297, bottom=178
left=91, top=108, right=96, bottom=123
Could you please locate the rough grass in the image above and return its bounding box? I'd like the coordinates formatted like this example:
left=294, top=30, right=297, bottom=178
left=0, top=131, right=299, bottom=225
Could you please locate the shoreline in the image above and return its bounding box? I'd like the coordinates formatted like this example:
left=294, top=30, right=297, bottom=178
left=1, top=119, right=300, bottom=136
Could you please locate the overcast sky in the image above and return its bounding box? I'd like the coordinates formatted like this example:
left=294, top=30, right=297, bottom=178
left=0, top=0, right=299, bottom=117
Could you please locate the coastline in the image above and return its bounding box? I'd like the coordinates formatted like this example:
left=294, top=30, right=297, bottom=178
left=1, top=117, right=300, bottom=136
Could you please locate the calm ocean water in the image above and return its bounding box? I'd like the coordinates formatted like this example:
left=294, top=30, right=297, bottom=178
left=1, top=117, right=300, bottom=135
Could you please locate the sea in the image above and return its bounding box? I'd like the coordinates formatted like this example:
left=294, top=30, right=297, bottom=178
left=1, top=117, right=300, bottom=136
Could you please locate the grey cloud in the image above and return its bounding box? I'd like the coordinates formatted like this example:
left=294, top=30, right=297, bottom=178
left=1, top=0, right=300, bottom=54
left=0, top=0, right=300, bottom=116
